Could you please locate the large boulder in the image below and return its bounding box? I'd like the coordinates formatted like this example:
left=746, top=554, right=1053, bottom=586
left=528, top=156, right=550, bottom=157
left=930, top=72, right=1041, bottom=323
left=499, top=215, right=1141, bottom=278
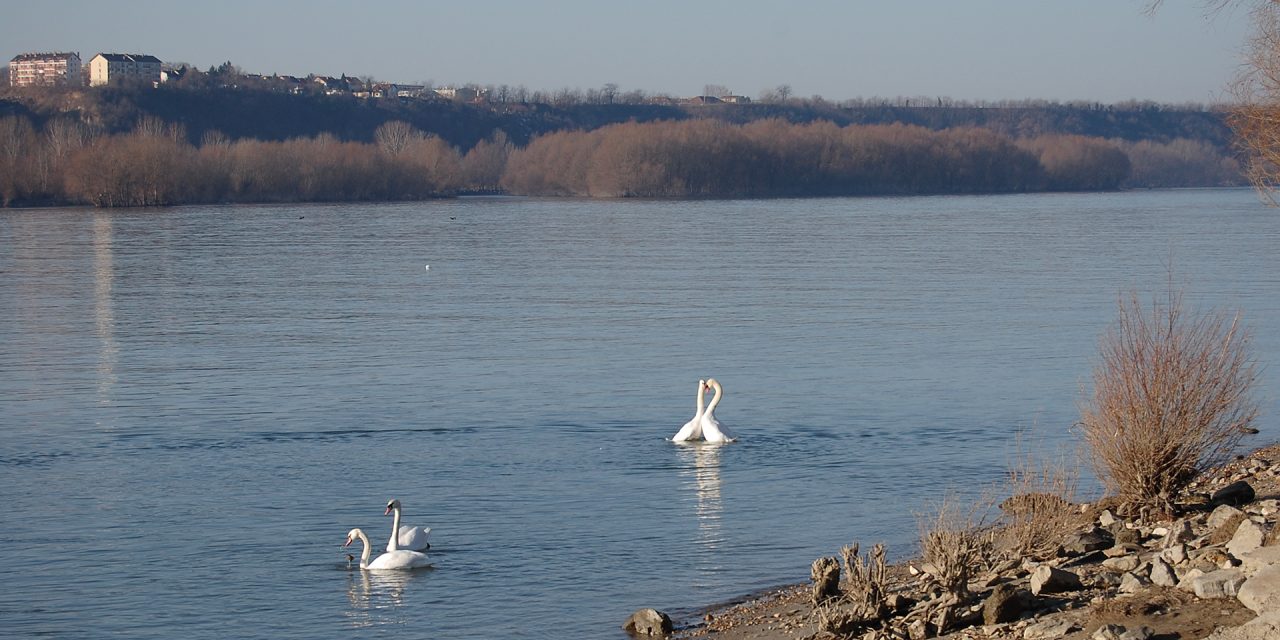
left=1204, top=611, right=1280, bottom=640
left=1030, top=565, right=1082, bottom=595
left=1150, top=557, right=1178, bottom=587
left=1062, top=527, right=1113, bottom=555
left=1192, top=568, right=1246, bottom=599
left=982, top=584, right=1033, bottom=625
left=622, top=608, right=672, bottom=636
left=1209, top=505, right=1246, bottom=531
left=1211, top=480, right=1256, bottom=507
left=1236, top=563, right=1280, bottom=614
left=1238, top=545, right=1280, bottom=576
left=1227, top=521, right=1267, bottom=559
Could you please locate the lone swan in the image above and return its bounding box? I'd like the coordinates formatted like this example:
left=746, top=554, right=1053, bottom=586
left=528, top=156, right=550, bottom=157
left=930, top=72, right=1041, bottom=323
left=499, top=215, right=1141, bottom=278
left=699, top=378, right=735, bottom=443
left=345, top=528, right=431, bottom=570
left=385, top=499, right=431, bottom=552
left=671, top=379, right=707, bottom=442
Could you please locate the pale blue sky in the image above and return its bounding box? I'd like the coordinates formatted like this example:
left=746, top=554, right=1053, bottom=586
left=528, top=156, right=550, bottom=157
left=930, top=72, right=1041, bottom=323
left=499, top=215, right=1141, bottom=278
left=1, top=1, right=1254, bottom=103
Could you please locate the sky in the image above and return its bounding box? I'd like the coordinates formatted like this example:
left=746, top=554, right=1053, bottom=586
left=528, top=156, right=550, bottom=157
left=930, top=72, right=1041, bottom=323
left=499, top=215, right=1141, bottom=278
left=0, top=0, right=1257, bottom=104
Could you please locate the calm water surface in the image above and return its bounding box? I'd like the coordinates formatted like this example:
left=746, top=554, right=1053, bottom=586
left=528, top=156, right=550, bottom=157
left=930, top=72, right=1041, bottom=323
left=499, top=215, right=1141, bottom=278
left=2, top=190, right=1278, bottom=638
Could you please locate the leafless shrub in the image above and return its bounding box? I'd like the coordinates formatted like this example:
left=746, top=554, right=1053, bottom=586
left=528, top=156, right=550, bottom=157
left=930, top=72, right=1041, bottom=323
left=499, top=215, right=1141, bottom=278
left=917, top=496, right=993, bottom=598
left=840, top=542, right=888, bottom=618
left=998, top=445, right=1086, bottom=560
left=814, top=603, right=862, bottom=638
left=1079, top=284, right=1259, bottom=513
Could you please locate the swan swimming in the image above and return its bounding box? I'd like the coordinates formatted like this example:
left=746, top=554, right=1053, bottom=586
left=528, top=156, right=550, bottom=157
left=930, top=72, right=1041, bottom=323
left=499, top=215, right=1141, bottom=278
left=671, top=379, right=707, bottom=442
left=699, top=378, right=735, bottom=443
left=345, top=528, right=432, bottom=570
left=385, top=499, right=431, bottom=552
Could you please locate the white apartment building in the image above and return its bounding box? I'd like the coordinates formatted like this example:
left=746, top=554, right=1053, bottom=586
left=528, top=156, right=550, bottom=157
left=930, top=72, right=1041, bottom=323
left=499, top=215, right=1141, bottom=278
left=88, top=53, right=162, bottom=86
left=9, top=52, right=82, bottom=87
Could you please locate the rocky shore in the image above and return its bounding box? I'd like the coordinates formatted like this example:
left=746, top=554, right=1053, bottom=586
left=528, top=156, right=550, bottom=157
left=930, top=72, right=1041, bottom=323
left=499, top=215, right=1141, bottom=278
left=626, top=443, right=1280, bottom=640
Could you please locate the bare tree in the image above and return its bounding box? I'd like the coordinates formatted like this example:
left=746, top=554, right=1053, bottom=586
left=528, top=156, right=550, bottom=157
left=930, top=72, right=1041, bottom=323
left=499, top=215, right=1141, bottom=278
left=374, top=120, right=424, bottom=156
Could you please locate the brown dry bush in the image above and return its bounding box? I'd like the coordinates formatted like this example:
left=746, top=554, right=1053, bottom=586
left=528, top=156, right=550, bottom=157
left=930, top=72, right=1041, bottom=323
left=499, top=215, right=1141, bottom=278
left=839, top=542, right=888, bottom=618
left=997, top=446, right=1086, bottom=561
left=917, top=496, right=993, bottom=598
left=1079, top=285, right=1259, bottom=513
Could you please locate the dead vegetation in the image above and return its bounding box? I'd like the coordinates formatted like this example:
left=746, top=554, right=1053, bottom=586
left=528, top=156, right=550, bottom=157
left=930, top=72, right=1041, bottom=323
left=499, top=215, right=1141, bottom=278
left=1079, top=284, right=1259, bottom=513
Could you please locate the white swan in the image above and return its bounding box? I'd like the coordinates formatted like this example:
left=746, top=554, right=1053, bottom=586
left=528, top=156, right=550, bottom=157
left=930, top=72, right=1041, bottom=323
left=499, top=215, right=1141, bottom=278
left=672, top=379, right=707, bottom=442
left=385, top=499, right=431, bottom=552
left=345, top=528, right=431, bottom=570
left=699, top=378, right=735, bottom=443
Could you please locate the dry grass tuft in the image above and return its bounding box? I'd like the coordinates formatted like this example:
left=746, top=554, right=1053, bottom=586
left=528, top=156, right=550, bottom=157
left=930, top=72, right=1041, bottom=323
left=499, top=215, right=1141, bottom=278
left=918, top=495, right=993, bottom=598
left=1079, top=284, right=1259, bottom=513
left=999, top=445, right=1087, bottom=561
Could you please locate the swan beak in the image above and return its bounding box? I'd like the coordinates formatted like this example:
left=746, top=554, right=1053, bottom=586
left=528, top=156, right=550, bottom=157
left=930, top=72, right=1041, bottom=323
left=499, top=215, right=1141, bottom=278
left=384, top=506, right=393, bottom=516
left=343, top=537, right=353, bottom=547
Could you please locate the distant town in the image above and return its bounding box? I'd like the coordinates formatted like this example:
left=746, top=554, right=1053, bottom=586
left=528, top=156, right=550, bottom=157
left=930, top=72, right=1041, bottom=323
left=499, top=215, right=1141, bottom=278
left=6, top=50, right=756, bottom=106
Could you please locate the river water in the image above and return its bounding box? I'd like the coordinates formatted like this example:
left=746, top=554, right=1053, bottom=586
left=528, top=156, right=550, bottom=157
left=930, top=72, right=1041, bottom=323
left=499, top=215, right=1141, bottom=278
left=2, top=190, right=1278, bottom=638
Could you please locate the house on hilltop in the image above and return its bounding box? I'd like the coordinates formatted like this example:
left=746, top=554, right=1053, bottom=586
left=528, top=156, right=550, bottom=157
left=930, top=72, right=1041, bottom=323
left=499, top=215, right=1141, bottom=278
left=88, top=53, right=162, bottom=86
left=9, top=52, right=82, bottom=87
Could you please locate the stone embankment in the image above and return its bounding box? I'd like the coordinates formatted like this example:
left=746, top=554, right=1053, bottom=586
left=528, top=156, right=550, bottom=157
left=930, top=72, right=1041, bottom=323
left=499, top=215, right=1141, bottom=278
left=626, top=444, right=1280, bottom=640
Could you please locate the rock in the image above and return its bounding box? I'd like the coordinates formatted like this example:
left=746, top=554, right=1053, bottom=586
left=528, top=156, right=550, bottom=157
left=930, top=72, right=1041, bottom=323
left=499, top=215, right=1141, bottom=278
left=1062, top=528, right=1113, bottom=555
left=1204, top=610, right=1280, bottom=640
left=1249, top=499, right=1279, bottom=517
left=1193, top=547, right=1236, bottom=570
left=1099, top=509, right=1118, bottom=527
left=1119, top=571, right=1149, bottom=594
left=1030, top=565, right=1082, bottom=595
left=1111, top=527, right=1141, bottom=546
left=1094, top=624, right=1155, bottom=640
left=1161, top=544, right=1187, bottom=565
left=1150, top=557, right=1178, bottom=587
left=1211, top=480, right=1256, bottom=507
left=1227, top=520, right=1267, bottom=558
left=1121, top=626, right=1155, bottom=640
left=983, top=584, right=1033, bottom=625
left=1104, top=543, right=1142, bottom=558
left=1094, top=624, right=1125, bottom=640
left=1238, top=545, right=1280, bottom=576
left=622, top=608, right=672, bottom=636
left=1177, top=567, right=1206, bottom=591
left=885, top=593, right=914, bottom=613
left=907, top=618, right=934, bottom=640
left=1237, top=564, right=1280, bottom=614
left=1164, top=520, right=1194, bottom=547
left=1023, top=618, right=1081, bottom=639
left=1102, top=555, right=1141, bottom=573
left=1209, top=505, right=1246, bottom=530
left=1191, top=568, right=1246, bottom=599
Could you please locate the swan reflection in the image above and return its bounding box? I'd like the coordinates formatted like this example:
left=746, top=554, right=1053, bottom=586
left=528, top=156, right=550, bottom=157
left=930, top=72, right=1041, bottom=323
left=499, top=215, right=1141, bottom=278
left=676, top=442, right=724, bottom=551
left=343, top=567, right=419, bottom=629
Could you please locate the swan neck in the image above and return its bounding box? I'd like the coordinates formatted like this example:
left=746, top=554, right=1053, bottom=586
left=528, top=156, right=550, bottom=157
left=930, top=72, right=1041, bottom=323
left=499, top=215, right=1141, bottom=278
left=695, top=384, right=706, bottom=414
left=357, top=529, right=372, bottom=568
left=388, top=505, right=403, bottom=551
left=705, top=382, right=722, bottom=412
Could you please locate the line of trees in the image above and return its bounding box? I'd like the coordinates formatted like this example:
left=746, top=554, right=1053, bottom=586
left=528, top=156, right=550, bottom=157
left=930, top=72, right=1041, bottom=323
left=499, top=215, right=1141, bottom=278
left=0, top=113, right=1241, bottom=207
left=500, top=118, right=1235, bottom=198
left=0, top=116, right=512, bottom=206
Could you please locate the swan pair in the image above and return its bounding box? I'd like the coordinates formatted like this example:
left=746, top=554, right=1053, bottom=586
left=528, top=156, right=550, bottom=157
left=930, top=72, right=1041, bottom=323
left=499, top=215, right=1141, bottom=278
left=343, top=499, right=433, bottom=570
left=672, top=378, right=735, bottom=443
